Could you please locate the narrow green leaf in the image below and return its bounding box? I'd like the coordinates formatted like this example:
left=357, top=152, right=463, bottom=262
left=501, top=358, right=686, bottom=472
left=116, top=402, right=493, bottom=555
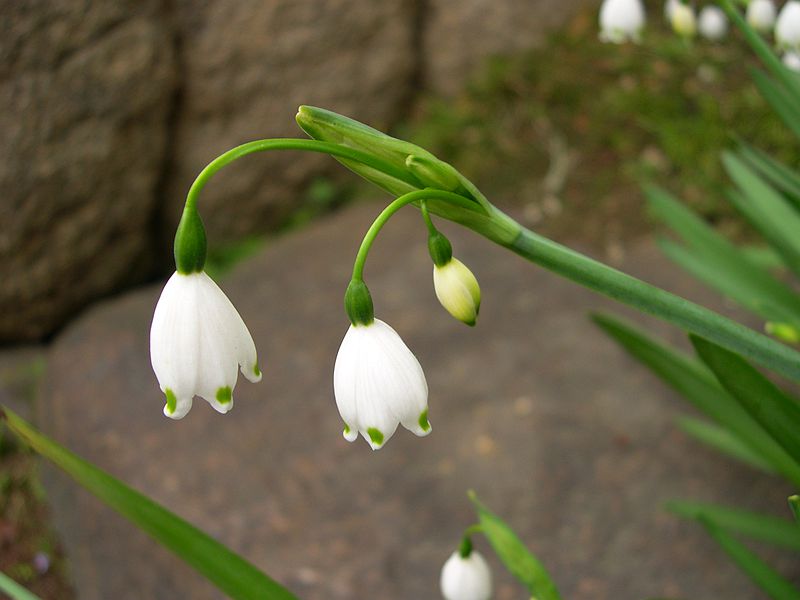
left=737, top=143, right=800, bottom=212
left=646, top=184, right=800, bottom=323
left=790, top=496, right=800, bottom=524
left=749, top=68, right=800, bottom=140
left=723, top=152, right=800, bottom=277
left=691, top=335, right=800, bottom=468
left=676, top=416, right=777, bottom=474
left=740, top=245, right=788, bottom=272
left=723, top=0, right=800, bottom=101
left=0, top=407, right=298, bottom=600
left=593, top=313, right=800, bottom=487
left=469, top=491, right=562, bottom=600
left=667, top=500, right=800, bottom=551
left=700, top=518, right=800, bottom=600
left=0, top=573, right=43, bottom=600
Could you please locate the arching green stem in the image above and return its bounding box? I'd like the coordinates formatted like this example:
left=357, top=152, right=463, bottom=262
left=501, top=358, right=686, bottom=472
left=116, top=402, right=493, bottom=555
left=420, top=200, right=438, bottom=237
left=183, top=138, right=423, bottom=213
left=350, top=189, right=476, bottom=281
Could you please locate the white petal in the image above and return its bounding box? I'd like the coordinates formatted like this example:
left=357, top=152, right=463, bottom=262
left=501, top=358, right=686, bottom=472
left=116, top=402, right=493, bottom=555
left=440, top=551, right=493, bottom=600
left=777, top=1, right=800, bottom=50
left=599, top=0, right=645, bottom=43
left=150, top=272, right=202, bottom=417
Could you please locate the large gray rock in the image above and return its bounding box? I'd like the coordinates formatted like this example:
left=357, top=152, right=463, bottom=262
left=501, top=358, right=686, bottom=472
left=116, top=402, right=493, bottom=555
left=161, top=1, right=416, bottom=244
left=422, top=0, right=593, bottom=96
left=0, top=1, right=176, bottom=342
left=41, top=203, right=799, bottom=599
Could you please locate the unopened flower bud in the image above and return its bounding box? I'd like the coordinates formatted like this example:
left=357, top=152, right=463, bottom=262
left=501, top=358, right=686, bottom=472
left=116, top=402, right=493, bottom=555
left=406, top=155, right=462, bottom=192
left=672, top=2, right=697, bottom=38
left=433, top=257, right=481, bottom=327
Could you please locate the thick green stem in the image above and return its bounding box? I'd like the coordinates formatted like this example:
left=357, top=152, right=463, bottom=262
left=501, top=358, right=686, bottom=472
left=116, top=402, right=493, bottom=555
left=462, top=210, right=800, bottom=382
left=351, top=189, right=480, bottom=281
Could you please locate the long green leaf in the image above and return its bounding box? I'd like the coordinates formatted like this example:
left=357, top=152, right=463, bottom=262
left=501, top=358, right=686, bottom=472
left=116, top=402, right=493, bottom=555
left=723, top=152, right=800, bottom=276
left=691, top=335, right=800, bottom=468
left=0, top=573, right=42, bottom=600
left=790, top=496, right=800, bottom=524
left=0, top=407, right=298, bottom=600
left=737, top=143, right=800, bottom=212
left=749, top=69, right=800, bottom=140
left=469, top=492, right=562, bottom=600
left=593, top=313, right=800, bottom=487
left=723, top=0, right=800, bottom=101
left=667, top=500, right=800, bottom=551
left=676, top=416, right=777, bottom=473
left=700, top=518, right=800, bottom=600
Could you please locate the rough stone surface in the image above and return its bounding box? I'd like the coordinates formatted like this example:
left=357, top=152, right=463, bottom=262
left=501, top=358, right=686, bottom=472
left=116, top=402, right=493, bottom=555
left=422, top=0, right=594, bottom=96
left=41, top=203, right=799, bottom=599
left=161, top=1, right=416, bottom=245
left=0, top=1, right=176, bottom=341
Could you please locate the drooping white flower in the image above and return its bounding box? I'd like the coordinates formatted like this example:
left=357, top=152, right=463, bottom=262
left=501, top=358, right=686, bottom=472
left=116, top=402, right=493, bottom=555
left=783, top=51, right=800, bottom=71
left=434, top=258, right=481, bottom=326
left=440, top=550, right=493, bottom=600
left=150, top=271, right=261, bottom=419
left=333, top=318, right=430, bottom=450
left=747, top=0, right=777, bottom=33
left=699, top=6, right=728, bottom=40
left=599, top=0, right=646, bottom=43
left=664, top=0, right=680, bottom=22
left=777, top=0, right=800, bottom=50
left=671, top=2, right=697, bottom=37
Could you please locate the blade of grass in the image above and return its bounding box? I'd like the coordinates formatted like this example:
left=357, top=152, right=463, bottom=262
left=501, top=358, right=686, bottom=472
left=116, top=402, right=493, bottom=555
left=691, top=335, right=800, bottom=468
left=676, top=416, right=778, bottom=474
left=723, top=152, right=800, bottom=277
left=468, top=491, right=562, bottom=600
left=790, top=496, right=800, bottom=524
left=593, top=313, right=800, bottom=487
left=0, top=407, right=298, bottom=600
left=700, top=518, right=800, bottom=600
left=736, top=143, right=800, bottom=211
left=0, top=573, right=43, bottom=600
left=667, top=500, right=800, bottom=551
left=749, top=69, right=800, bottom=140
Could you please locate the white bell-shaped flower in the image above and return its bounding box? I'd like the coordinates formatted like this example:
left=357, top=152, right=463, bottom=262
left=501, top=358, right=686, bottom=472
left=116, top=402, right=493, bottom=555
left=333, top=318, right=430, bottom=450
left=664, top=0, right=680, bottom=22
left=783, top=51, right=800, bottom=71
left=599, top=0, right=646, bottom=43
left=777, top=1, right=800, bottom=50
left=747, top=0, right=777, bottom=32
left=150, top=271, right=261, bottom=419
left=440, top=550, right=493, bottom=600
left=671, top=2, right=697, bottom=37
left=434, top=258, right=481, bottom=326
left=699, top=6, right=728, bottom=40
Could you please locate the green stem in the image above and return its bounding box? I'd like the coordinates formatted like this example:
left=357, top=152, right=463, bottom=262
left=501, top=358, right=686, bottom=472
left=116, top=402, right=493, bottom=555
left=351, top=189, right=478, bottom=281
left=461, top=211, right=800, bottom=382
left=184, top=138, right=423, bottom=212
left=420, top=200, right=438, bottom=236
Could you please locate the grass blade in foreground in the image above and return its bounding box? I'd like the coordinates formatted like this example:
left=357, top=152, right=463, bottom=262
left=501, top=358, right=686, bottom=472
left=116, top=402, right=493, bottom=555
left=790, top=496, right=800, bottom=524
left=667, top=500, right=800, bottom=551
left=0, top=407, right=298, bottom=600
left=0, top=572, right=43, bottom=600
left=469, top=491, right=562, bottom=600
left=592, top=313, right=800, bottom=486
left=691, top=336, right=800, bottom=467
left=676, top=416, right=777, bottom=474
left=700, top=518, right=800, bottom=600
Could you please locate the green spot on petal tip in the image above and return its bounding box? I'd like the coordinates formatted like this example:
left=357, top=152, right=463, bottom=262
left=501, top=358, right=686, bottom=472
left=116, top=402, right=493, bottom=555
left=343, top=424, right=351, bottom=434
left=216, top=386, right=232, bottom=404
left=165, top=388, right=177, bottom=414
left=367, top=427, right=384, bottom=446
left=418, top=409, right=431, bottom=432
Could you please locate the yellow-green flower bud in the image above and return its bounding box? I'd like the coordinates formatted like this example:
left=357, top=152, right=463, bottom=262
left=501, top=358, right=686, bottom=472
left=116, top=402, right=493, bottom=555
left=433, top=258, right=481, bottom=326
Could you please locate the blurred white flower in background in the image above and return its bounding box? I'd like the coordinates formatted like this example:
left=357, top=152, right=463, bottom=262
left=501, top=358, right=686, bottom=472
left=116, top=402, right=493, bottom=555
left=440, top=550, right=493, bottom=600
left=777, top=0, right=800, bottom=50
left=333, top=318, right=431, bottom=450
left=599, top=0, right=646, bottom=43
left=747, top=0, right=777, bottom=33
left=783, top=50, right=800, bottom=71
left=671, top=2, right=698, bottom=38
left=664, top=0, right=680, bottom=22
left=150, top=271, right=262, bottom=419
left=699, top=6, right=728, bottom=40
